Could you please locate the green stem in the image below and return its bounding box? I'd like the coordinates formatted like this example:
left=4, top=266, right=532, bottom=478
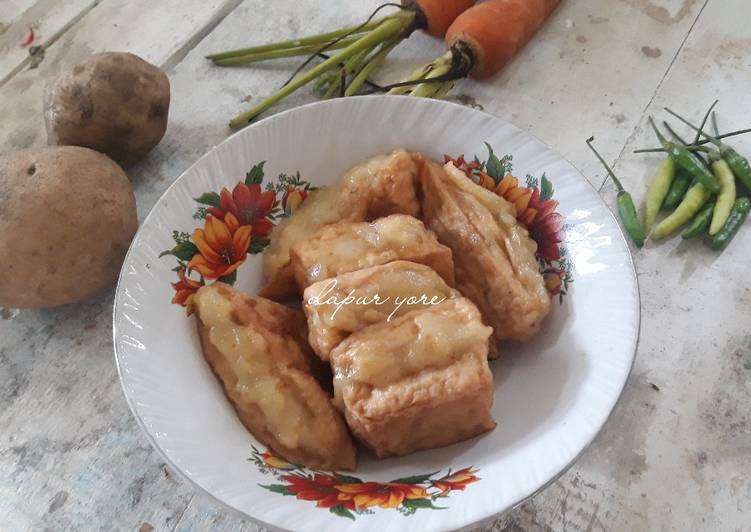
left=388, top=59, right=439, bottom=95
left=662, top=121, right=689, bottom=145
left=206, top=18, right=386, bottom=60
left=634, top=127, right=751, bottom=153
left=693, top=100, right=718, bottom=145
left=387, top=51, right=454, bottom=96
left=314, top=52, right=356, bottom=93
left=711, top=111, right=720, bottom=137
left=432, top=81, right=454, bottom=99
left=648, top=117, right=669, bottom=147
left=410, top=56, right=454, bottom=97
left=213, top=36, right=361, bottom=66
left=229, top=15, right=410, bottom=128
left=665, top=107, right=722, bottom=147
left=696, top=128, right=751, bottom=145
left=586, top=137, right=626, bottom=193
left=344, top=38, right=399, bottom=96
left=322, top=71, right=345, bottom=99
left=321, top=47, right=371, bottom=98
left=664, top=121, right=710, bottom=166
left=633, top=146, right=710, bottom=154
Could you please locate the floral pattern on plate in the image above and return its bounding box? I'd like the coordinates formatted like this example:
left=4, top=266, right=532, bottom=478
left=159, top=163, right=314, bottom=314
left=250, top=446, right=480, bottom=521
left=161, top=144, right=572, bottom=313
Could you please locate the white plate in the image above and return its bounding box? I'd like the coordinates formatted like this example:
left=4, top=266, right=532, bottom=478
left=114, top=95, right=639, bottom=532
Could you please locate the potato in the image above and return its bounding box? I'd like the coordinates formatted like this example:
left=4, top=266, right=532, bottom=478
left=44, top=52, right=170, bottom=167
left=0, top=147, right=137, bottom=308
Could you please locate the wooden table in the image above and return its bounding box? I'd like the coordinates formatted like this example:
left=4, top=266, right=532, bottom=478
left=1, top=1, right=749, bottom=530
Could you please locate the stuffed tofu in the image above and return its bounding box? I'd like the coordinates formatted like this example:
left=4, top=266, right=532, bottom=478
left=260, top=150, right=421, bottom=300
left=420, top=160, right=551, bottom=341
left=291, top=214, right=454, bottom=292
left=330, top=297, right=496, bottom=457
left=194, top=283, right=356, bottom=470
left=303, top=260, right=455, bottom=360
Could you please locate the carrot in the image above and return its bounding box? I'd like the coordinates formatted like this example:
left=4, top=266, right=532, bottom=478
left=221, top=2, right=478, bottom=127
left=447, top=0, right=560, bottom=79
left=403, top=0, right=477, bottom=37
left=387, top=0, right=560, bottom=96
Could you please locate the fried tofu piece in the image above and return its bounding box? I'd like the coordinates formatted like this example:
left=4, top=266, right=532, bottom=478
left=260, top=150, right=421, bottom=300
left=194, top=283, right=356, bottom=470
left=290, top=214, right=454, bottom=292
left=330, top=298, right=495, bottom=457
left=303, top=260, right=455, bottom=360
left=420, top=160, right=551, bottom=341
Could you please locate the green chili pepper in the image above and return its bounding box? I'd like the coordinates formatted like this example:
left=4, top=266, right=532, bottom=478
left=681, top=200, right=715, bottom=239
left=644, top=158, right=675, bottom=231
left=665, top=107, right=751, bottom=191
left=648, top=118, right=721, bottom=194
left=708, top=158, right=737, bottom=235
left=720, top=148, right=751, bottom=191
left=710, top=197, right=750, bottom=250
left=586, top=137, right=645, bottom=247
left=663, top=168, right=692, bottom=210
left=653, top=182, right=712, bottom=239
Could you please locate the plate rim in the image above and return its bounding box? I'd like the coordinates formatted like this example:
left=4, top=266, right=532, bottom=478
left=113, top=94, right=641, bottom=531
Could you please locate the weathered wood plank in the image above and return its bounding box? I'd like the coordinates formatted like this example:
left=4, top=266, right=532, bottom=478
left=0, top=0, right=101, bottom=85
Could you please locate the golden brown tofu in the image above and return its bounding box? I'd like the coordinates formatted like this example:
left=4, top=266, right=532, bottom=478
left=303, top=260, right=455, bottom=360
left=420, top=160, right=551, bottom=341
left=290, top=214, right=454, bottom=292
left=194, top=283, right=356, bottom=470
left=330, top=298, right=495, bottom=457
left=260, top=150, right=421, bottom=300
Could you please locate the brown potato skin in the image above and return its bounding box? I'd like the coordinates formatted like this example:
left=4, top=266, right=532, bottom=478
left=44, top=52, right=170, bottom=167
left=0, top=146, right=137, bottom=308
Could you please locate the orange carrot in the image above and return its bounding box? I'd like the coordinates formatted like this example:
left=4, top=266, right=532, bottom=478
left=403, top=0, right=477, bottom=37
left=386, top=0, right=559, bottom=96
left=446, top=0, right=560, bottom=79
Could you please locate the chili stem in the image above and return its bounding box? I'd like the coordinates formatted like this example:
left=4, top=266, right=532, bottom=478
left=693, top=100, right=719, bottom=145
left=634, top=146, right=709, bottom=154
left=586, top=137, right=626, bottom=193
left=213, top=36, right=361, bottom=66
left=229, top=16, right=408, bottom=127
left=206, top=18, right=386, bottom=60
left=664, top=107, right=723, bottom=147
left=664, top=121, right=711, bottom=166
left=696, top=128, right=751, bottom=145
left=663, top=121, right=690, bottom=145
left=632, top=125, right=751, bottom=153
left=711, top=111, right=720, bottom=137
left=648, top=117, right=670, bottom=147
